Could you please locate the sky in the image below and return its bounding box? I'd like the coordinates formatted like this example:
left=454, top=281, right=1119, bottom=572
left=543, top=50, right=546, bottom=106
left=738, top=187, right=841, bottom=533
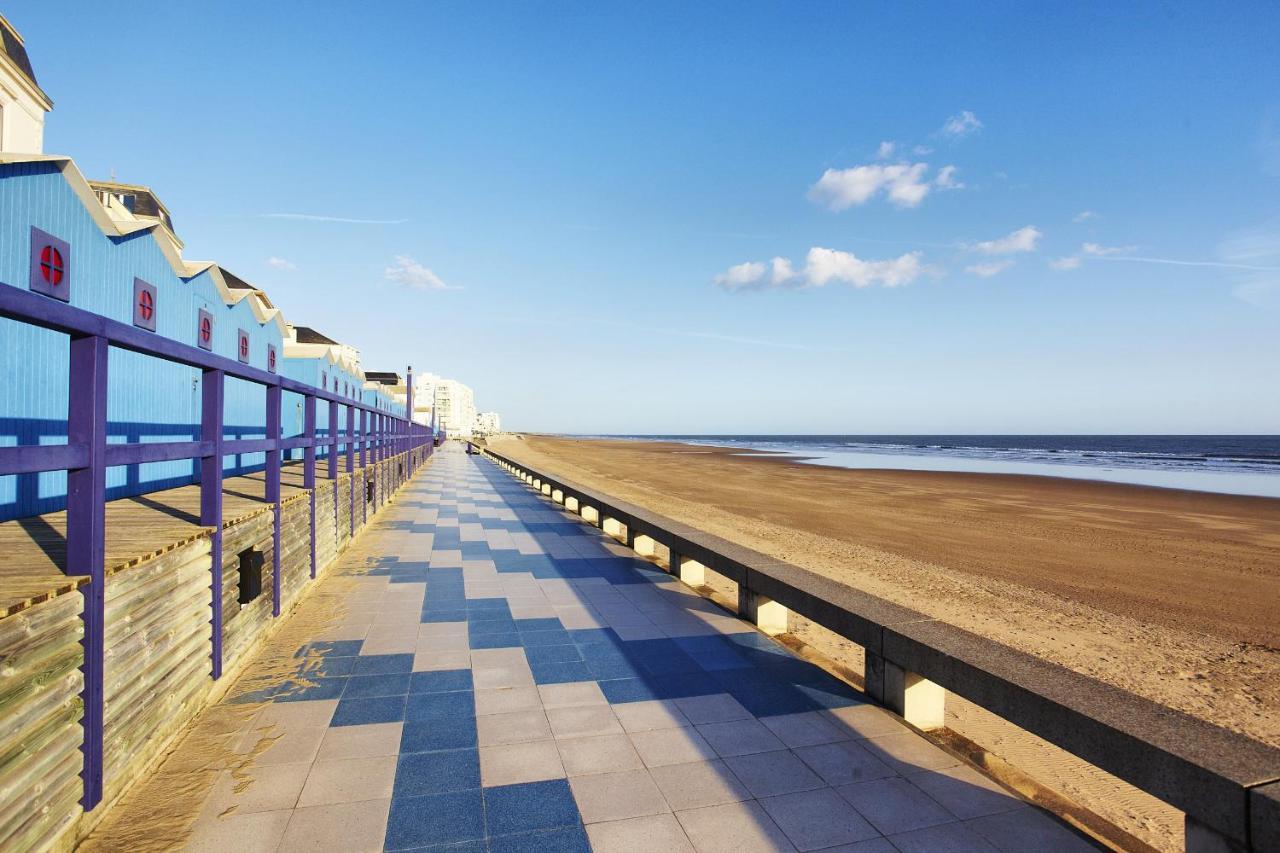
left=9, top=2, right=1280, bottom=434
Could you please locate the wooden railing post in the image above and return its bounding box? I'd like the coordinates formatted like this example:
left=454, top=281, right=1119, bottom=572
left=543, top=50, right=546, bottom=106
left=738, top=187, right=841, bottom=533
left=200, top=368, right=225, bottom=680
left=266, top=384, right=282, bottom=616
left=361, top=408, right=369, bottom=526
left=303, top=394, right=316, bottom=578
left=68, top=334, right=108, bottom=810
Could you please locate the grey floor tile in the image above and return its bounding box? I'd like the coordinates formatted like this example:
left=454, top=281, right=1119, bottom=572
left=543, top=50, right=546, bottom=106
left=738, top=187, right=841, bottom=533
left=759, top=787, right=881, bottom=851
left=675, top=800, right=797, bottom=853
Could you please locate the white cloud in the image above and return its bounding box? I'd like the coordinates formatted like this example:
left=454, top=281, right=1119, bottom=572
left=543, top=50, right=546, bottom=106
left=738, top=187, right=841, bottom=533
left=1082, top=242, right=1136, bottom=256
left=770, top=256, right=799, bottom=285
left=266, top=256, right=297, bottom=271
left=965, top=260, right=1014, bottom=277
left=877, top=141, right=896, bottom=159
left=974, top=225, right=1042, bottom=255
left=804, top=247, right=923, bottom=288
left=716, top=248, right=925, bottom=291
left=263, top=213, right=407, bottom=224
left=1050, top=256, right=1082, bottom=271
left=941, top=110, right=983, bottom=138
left=934, top=165, right=963, bottom=190
left=713, top=260, right=767, bottom=291
left=385, top=255, right=449, bottom=290
left=808, top=162, right=932, bottom=210
left=912, top=144, right=933, bottom=155
left=1073, top=210, right=1097, bottom=223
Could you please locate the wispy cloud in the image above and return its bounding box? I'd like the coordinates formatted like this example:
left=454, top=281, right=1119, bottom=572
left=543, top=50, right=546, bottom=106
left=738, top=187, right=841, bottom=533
left=384, top=255, right=451, bottom=290
left=1089, top=255, right=1280, bottom=271
left=262, top=213, right=407, bottom=224
left=1073, top=210, right=1097, bottom=223
left=940, top=110, right=983, bottom=138
left=877, top=141, right=896, bottom=159
left=808, top=162, right=933, bottom=210
left=715, top=247, right=925, bottom=292
left=1050, top=256, right=1082, bottom=271
left=265, top=256, right=297, bottom=271
left=966, top=260, right=1014, bottom=277
left=973, top=226, right=1042, bottom=255
left=1081, top=242, right=1136, bottom=257
left=934, top=165, right=963, bottom=190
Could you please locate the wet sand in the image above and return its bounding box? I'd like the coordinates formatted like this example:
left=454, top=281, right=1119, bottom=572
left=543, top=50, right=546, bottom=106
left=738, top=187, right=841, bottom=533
left=488, top=434, right=1280, bottom=851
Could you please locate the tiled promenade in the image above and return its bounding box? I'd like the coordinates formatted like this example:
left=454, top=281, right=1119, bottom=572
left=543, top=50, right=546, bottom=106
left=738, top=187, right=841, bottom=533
left=153, top=446, right=1097, bottom=852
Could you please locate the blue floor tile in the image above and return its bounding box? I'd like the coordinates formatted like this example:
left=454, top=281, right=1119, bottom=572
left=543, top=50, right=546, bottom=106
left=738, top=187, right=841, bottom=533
left=484, top=779, right=581, bottom=837
left=515, top=617, right=564, bottom=632
left=410, top=669, right=474, bottom=694
left=385, top=790, right=485, bottom=850
left=401, top=716, right=479, bottom=752
left=406, top=690, right=476, bottom=722
left=422, top=609, right=469, bottom=623
left=394, top=748, right=481, bottom=796
left=529, top=660, right=594, bottom=685
left=468, top=617, right=519, bottom=634
left=520, top=629, right=573, bottom=648
left=487, top=825, right=591, bottom=853
left=344, top=673, right=412, bottom=699
left=331, top=694, right=407, bottom=726
left=469, top=631, right=521, bottom=649
left=353, top=653, right=415, bottom=675
left=303, top=639, right=364, bottom=657
left=525, top=645, right=584, bottom=664
left=597, top=677, right=663, bottom=704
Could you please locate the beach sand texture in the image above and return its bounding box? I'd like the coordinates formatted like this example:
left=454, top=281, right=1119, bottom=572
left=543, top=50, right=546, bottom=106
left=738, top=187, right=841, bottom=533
left=487, top=434, right=1280, bottom=851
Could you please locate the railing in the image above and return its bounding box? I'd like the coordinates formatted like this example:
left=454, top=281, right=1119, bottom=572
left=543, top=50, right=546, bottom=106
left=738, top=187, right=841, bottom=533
left=0, top=282, right=434, bottom=810
left=478, top=445, right=1280, bottom=853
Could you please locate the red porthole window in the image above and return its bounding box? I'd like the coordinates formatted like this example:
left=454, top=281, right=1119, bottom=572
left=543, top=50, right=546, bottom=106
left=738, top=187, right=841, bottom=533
left=133, top=278, right=157, bottom=331
left=267, top=344, right=277, bottom=374
left=197, top=309, right=214, bottom=350
left=322, top=373, right=328, bottom=390
left=237, top=330, right=250, bottom=363
left=30, top=227, right=71, bottom=302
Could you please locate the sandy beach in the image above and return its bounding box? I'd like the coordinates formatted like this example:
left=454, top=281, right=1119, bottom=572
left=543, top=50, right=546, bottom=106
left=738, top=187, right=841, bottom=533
left=487, top=434, right=1280, bottom=851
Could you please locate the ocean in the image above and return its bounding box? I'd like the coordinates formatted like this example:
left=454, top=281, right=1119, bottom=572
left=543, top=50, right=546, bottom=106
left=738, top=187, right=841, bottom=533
left=589, top=435, right=1280, bottom=498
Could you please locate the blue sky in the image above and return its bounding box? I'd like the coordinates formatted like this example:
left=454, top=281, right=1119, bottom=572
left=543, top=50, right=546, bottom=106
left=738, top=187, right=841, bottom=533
left=10, top=2, right=1279, bottom=433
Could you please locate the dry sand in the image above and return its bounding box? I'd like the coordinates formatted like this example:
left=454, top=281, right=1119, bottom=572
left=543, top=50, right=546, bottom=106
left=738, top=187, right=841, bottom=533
left=488, top=434, right=1280, bottom=851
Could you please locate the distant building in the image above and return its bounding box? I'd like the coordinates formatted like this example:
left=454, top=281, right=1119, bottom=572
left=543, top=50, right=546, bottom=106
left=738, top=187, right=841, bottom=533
left=474, top=412, right=501, bottom=436
left=434, top=378, right=476, bottom=439
left=0, top=14, right=51, bottom=154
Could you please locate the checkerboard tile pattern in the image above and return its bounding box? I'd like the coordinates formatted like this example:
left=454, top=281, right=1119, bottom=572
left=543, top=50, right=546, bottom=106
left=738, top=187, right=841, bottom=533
left=189, top=446, right=1099, bottom=852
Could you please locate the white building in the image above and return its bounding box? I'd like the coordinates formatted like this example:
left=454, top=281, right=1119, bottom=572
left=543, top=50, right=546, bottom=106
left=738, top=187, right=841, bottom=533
left=474, top=412, right=501, bottom=436
left=0, top=14, right=51, bottom=155
left=433, top=378, right=476, bottom=439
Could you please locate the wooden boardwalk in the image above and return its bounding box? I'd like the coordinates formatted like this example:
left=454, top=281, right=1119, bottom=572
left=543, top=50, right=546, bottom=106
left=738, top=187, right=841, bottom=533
left=0, top=463, right=313, bottom=616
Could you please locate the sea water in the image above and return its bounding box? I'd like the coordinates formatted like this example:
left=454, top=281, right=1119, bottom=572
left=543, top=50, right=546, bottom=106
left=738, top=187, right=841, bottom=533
left=591, top=435, right=1280, bottom=498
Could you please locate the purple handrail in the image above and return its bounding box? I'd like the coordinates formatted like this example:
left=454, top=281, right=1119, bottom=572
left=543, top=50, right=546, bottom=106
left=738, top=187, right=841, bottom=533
left=0, top=281, right=433, bottom=810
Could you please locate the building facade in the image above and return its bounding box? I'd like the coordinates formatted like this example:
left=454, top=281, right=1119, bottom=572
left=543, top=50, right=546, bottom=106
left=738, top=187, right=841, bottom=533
left=474, top=411, right=501, bottom=436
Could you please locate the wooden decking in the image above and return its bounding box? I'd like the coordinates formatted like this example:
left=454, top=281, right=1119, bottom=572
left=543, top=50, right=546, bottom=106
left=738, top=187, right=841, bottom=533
left=0, top=463, right=316, bottom=617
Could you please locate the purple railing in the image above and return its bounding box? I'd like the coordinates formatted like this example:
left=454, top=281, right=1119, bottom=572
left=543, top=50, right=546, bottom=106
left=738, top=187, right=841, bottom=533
left=0, top=282, right=433, bottom=811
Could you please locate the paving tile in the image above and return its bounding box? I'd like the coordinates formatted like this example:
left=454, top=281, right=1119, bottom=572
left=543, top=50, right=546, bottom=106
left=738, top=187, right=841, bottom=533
left=885, top=821, right=999, bottom=853
left=352, top=653, right=415, bottom=675
left=722, top=750, right=825, bottom=799
left=568, top=768, right=670, bottom=823
left=630, top=727, right=720, bottom=768
left=759, top=711, right=847, bottom=748
left=236, top=724, right=328, bottom=766
left=822, top=704, right=905, bottom=739
left=485, top=778, right=582, bottom=835
left=394, top=748, right=481, bottom=796
left=556, top=733, right=645, bottom=776
left=480, top=739, right=567, bottom=786
left=906, top=765, right=1025, bottom=820
left=964, top=806, right=1098, bottom=853
left=298, top=755, right=397, bottom=807
left=648, top=760, right=752, bottom=810
left=792, top=740, right=897, bottom=787
left=612, top=699, right=691, bottom=733
left=696, top=718, right=786, bottom=757
left=343, top=673, right=412, bottom=699
left=410, top=668, right=474, bottom=694
left=474, top=663, right=536, bottom=690
left=404, top=689, right=474, bottom=722
left=477, top=709, right=552, bottom=746
left=475, top=686, right=543, bottom=716
left=203, top=761, right=311, bottom=815
left=384, top=789, right=485, bottom=850
left=860, top=731, right=959, bottom=775
left=316, top=722, right=403, bottom=762
left=587, top=812, right=695, bottom=853
left=674, top=693, right=753, bottom=724
left=332, top=695, right=406, bottom=727
left=255, top=699, right=339, bottom=729
left=758, top=787, right=880, bottom=851
left=488, top=825, right=592, bottom=853
left=547, top=705, right=624, bottom=739
left=186, top=808, right=292, bottom=853
left=414, top=649, right=473, bottom=671
left=675, top=800, right=797, bottom=853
